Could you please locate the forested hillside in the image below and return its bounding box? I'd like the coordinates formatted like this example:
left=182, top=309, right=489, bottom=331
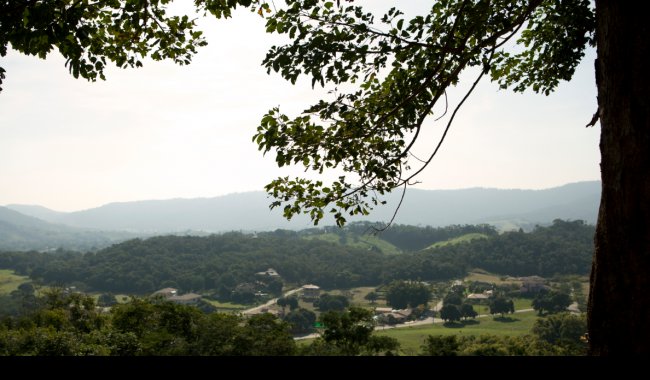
left=0, top=220, right=594, bottom=299
left=354, top=223, right=498, bottom=252
left=427, top=219, right=594, bottom=276
left=297, top=222, right=498, bottom=252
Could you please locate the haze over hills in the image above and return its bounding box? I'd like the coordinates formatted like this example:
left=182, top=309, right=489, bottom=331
left=5, top=204, right=67, bottom=222
left=0, top=206, right=137, bottom=251
left=372, top=180, right=600, bottom=230
left=4, top=181, right=600, bottom=236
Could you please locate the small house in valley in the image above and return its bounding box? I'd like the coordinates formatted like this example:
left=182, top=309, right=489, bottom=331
left=520, top=276, right=549, bottom=294
left=302, top=284, right=320, bottom=299
left=374, top=307, right=393, bottom=315
left=256, top=268, right=280, bottom=277
left=375, top=308, right=413, bottom=325
left=152, top=288, right=178, bottom=298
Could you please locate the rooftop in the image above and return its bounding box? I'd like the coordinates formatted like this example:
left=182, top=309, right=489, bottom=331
left=152, top=288, right=178, bottom=297
left=256, top=268, right=280, bottom=276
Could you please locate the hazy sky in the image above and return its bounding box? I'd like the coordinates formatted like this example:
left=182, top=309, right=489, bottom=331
left=0, top=2, right=600, bottom=212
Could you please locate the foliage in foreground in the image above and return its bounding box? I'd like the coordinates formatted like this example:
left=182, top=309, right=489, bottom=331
left=0, top=288, right=587, bottom=356
left=0, top=289, right=296, bottom=356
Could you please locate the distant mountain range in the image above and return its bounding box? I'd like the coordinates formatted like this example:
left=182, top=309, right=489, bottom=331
left=1, top=181, right=600, bottom=251
left=0, top=206, right=137, bottom=252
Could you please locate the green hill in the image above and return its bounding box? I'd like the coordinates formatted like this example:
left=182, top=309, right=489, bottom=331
left=428, top=233, right=490, bottom=249
left=302, top=232, right=402, bottom=255
left=0, top=220, right=594, bottom=297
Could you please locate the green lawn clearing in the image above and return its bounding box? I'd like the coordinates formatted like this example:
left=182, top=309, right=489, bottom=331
left=428, top=233, right=489, bottom=249
left=0, top=269, right=29, bottom=295
left=464, top=271, right=522, bottom=285
left=376, top=310, right=539, bottom=354
left=205, top=299, right=248, bottom=311
left=303, top=233, right=401, bottom=255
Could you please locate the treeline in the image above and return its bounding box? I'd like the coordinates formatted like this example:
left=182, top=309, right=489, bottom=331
left=431, top=219, right=594, bottom=276
left=0, top=234, right=393, bottom=294
left=0, top=220, right=594, bottom=296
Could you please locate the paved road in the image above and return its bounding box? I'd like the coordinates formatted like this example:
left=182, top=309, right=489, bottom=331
left=242, top=287, right=303, bottom=315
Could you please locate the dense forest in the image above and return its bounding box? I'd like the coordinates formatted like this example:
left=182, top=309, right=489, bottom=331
left=0, top=220, right=594, bottom=298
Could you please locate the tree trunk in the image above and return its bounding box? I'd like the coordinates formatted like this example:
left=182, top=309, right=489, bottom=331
left=589, top=1, right=650, bottom=355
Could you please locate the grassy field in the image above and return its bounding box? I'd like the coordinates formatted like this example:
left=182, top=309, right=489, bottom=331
left=295, top=286, right=389, bottom=316
left=297, top=298, right=318, bottom=313
left=115, top=294, right=133, bottom=304
left=468, top=297, right=532, bottom=316
left=580, top=282, right=590, bottom=296
left=464, top=271, right=521, bottom=285
left=302, top=233, right=401, bottom=255
left=513, top=298, right=532, bottom=310
left=376, top=311, right=539, bottom=354
left=428, top=233, right=489, bottom=249
left=205, top=299, right=248, bottom=312
left=0, top=269, right=29, bottom=295
left=347, top=286, right=388, bottom=308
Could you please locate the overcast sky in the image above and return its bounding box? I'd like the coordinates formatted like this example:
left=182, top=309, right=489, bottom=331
left=0, top=2, right=600, bottom=212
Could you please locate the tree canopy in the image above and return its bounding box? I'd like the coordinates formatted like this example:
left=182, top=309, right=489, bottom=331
left=385, top=280, right=431, bottom=309
left=252, top=0, right=594, bottom=226
left=1, top=1, right=594, bottom=226
left=488, top=296, right=515, bottom=317
left=0, top=0, right=258, bottom=92
left=532, top=290, right=572, bottom=315
left=318, top=307, right=399, bottom=356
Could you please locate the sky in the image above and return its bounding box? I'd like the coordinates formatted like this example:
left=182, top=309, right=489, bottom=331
left=0, top=2, right=600, bottom=212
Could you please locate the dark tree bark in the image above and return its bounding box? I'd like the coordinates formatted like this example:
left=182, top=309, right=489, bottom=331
left=589, top=1, right=650, bottom=355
